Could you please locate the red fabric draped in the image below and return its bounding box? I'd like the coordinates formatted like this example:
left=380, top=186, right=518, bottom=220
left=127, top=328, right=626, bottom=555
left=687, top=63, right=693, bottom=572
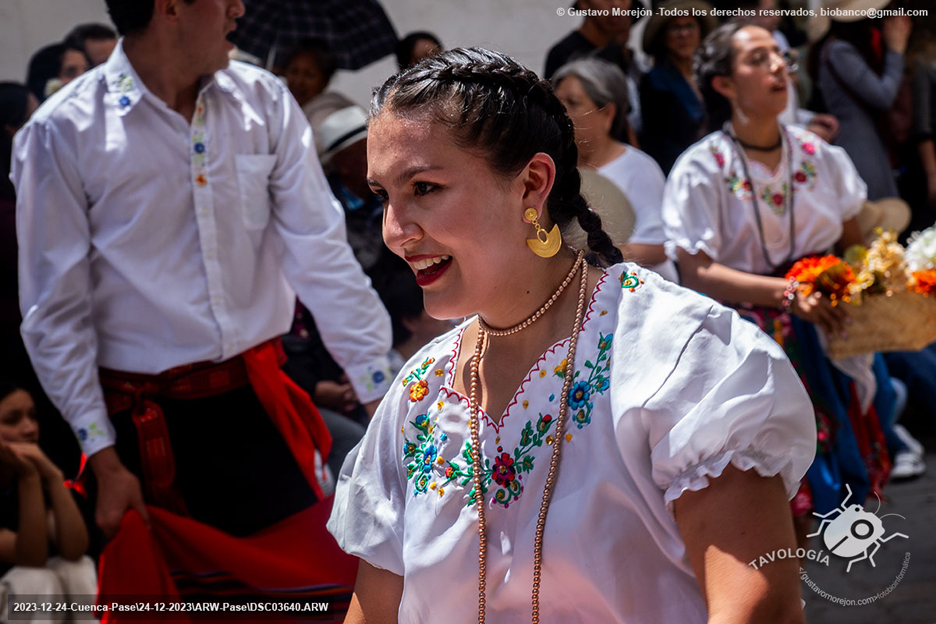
left=98, top=500, right=356, bottom=622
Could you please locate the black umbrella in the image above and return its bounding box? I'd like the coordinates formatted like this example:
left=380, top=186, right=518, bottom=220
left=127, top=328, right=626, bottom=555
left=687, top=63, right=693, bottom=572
left=230, top=0, right=398, bottom=70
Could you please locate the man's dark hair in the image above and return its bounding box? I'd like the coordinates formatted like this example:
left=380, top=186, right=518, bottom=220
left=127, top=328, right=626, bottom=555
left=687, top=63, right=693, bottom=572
left=395, top=32, right=442, bottom=70
left=105, top=0, right=195, bottom=36
left=65, top=22, right=118, bottom=50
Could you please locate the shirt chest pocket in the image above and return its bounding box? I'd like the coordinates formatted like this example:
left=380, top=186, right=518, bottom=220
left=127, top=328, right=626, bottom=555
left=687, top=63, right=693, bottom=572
left=235, top=154, right=277, bottom=229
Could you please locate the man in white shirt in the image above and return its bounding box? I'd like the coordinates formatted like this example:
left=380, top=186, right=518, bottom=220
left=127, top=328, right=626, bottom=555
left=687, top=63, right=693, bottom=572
left=11, top=0, right=392, bottom=539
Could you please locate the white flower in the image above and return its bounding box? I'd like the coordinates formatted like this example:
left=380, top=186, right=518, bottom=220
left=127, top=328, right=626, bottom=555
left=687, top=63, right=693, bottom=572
left=905, top=225, right=936, bottom=272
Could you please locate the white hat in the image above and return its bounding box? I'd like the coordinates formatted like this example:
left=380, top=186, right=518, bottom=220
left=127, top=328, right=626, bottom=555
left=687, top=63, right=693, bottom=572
left=317, top=106, right=368, bottom=163
left=807, top=0, right=891, bottom=42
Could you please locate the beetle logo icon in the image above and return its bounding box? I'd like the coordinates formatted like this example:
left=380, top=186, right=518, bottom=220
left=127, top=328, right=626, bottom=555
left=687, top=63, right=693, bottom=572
left=808, top=484, right=908, bottom=573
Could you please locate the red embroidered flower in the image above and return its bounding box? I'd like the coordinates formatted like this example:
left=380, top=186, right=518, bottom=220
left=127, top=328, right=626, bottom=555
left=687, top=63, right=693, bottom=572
left=742, top=180, right=752, bottom=191
left=772, top=192, right=784, bottom=206
left=195, top=173, right=208, bottom=187
left=715, top=153, right=725, bottom=167
left=492, top=453, right=517, bottom=486
left=802, top=142, right=816, bottom=155
left=794, top=171, right=807, bottom=183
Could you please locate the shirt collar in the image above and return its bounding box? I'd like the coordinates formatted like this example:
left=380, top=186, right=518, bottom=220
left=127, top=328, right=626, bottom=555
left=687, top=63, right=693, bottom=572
left=103, top=40, right=241, bottom=116
left=103, top=40, right=145, bottom=116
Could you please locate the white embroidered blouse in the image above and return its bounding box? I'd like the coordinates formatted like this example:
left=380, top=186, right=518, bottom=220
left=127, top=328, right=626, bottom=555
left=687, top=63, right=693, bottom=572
left=662, top=126, right=867, bottom=275
left=328, top=263, right=816, bottom=623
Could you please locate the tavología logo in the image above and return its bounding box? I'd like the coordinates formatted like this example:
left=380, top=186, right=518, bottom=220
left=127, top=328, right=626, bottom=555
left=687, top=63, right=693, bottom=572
left=808, top=484, right=907, bottom=573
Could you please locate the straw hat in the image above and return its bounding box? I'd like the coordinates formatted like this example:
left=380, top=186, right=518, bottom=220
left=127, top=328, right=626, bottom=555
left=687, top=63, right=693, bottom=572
left=806, top=0, right=891, bottom=43
left=641, top=0, right=718, bottom=56
left=564, top=168, right=636, bottom=250
left=856, top=197, right=912, bottom=240
left=316, top=106, right=368, bottom=164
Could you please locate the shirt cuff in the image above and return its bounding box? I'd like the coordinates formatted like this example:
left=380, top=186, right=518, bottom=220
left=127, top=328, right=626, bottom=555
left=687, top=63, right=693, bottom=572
left=71, top=411, right=117, bottom=457
left=347, top=357, right=393, bottom=404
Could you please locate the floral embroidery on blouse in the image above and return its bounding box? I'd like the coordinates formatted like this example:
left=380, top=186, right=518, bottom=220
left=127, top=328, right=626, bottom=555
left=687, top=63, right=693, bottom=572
left=620, top=272, right=644, bottom=292
left=77, top=422, right=107, bottom=442
left=725, top=171, right=754, bottom=201
left=793, top=160, right=818, bottom=190
left=710, top=143, right=726, bottom=168
left=400, top=332, right=614, bottom=508
left=403, top=357, right=436, bottom=401
left=555, top=333, right=613, bottom=429
left=759, top=182, right=790, bottom=216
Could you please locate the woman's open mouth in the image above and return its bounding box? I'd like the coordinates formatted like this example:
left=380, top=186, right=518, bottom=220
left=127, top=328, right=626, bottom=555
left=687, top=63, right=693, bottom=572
left=410, top=255, right=453, bottom=286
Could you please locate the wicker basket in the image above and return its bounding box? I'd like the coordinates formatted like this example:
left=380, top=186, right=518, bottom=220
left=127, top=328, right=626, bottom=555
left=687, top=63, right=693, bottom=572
left=826, top=290, right=936, bottom=359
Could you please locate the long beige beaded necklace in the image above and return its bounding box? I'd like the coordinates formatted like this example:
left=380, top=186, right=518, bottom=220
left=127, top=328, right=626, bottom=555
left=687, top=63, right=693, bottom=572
left=469, top=250, right=588, bottom=624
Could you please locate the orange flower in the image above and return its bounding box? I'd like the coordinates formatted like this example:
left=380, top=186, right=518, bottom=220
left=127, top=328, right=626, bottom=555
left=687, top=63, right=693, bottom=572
left=910, top=270, right=936, bottom=296
left=786, top=255, right=855, bottom=305
left=409, top=379, right=429, bottom=402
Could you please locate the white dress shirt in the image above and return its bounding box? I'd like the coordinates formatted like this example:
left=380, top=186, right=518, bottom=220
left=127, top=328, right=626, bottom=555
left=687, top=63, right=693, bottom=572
left=12, top=43, right=392, bottom=457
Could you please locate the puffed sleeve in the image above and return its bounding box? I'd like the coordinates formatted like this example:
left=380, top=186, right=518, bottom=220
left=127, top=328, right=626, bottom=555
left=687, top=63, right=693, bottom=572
left=823, top=141, right=867, bottom=222
left=639, top=302, right=816, bottom=516
left=327, top=376, right=408, bottom=575
left=662, top=146, right=726, bottom=263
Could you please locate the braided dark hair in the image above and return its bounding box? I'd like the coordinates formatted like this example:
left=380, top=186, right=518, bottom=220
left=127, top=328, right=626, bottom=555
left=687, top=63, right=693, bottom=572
left=371, top=47, right=623, bottom=267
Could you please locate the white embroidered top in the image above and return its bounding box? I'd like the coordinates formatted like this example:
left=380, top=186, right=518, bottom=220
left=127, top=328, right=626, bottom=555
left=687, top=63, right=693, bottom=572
left=662, top=126, right=866, bottom=275
left=328, top=264, right=816, bottom=623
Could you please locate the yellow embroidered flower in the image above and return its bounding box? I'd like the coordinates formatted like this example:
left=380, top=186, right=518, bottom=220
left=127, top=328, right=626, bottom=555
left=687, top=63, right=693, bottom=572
left=553, top=359, right=567, bottom=375
left=195, top=173, right=208, bottom=187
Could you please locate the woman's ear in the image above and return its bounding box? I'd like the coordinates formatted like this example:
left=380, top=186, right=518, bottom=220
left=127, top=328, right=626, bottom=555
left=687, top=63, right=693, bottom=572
left=600, top=102, right=618, bottom=134
left=711, top=75, right=735, bottom=102
left=519, top=152, right=557, bottom=221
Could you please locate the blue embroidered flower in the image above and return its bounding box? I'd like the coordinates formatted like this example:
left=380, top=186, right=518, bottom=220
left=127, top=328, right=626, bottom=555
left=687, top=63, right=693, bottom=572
left=194, top=142, right=205, bottom=154
left=78, top=428, right=87, bottom=441
left=415, top=414, right=428, bottom=427
left=119, top=96, right=130, bottom=107
left=422, top=444, right=437, bottom=472
left=568, top=381, right=591, bottom=411
left=372, top=370, right=385, bottom=384
left=595, top=376, right=610, bottom=393
left=440, top=433, right=448, bottom=442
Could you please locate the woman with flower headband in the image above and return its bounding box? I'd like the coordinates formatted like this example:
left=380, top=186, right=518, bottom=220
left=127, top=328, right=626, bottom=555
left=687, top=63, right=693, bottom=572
left=663, top=23, right=895, bottom=541
left=327, top=47, right=814, bottom=623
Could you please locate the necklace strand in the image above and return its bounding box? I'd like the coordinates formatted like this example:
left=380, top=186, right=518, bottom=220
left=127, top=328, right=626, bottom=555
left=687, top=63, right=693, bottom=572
left=479, top=254, right=584, bottom=336
left=470, top=250, right=589, bottom=624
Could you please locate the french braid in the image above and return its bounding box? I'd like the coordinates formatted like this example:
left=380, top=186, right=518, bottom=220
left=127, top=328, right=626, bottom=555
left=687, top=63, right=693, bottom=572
left=372, top=48, right=623, bottom=267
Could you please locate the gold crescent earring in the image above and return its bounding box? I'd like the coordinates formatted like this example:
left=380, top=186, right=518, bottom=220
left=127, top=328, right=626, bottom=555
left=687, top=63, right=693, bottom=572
left=524, top=207, right=562, bottom=258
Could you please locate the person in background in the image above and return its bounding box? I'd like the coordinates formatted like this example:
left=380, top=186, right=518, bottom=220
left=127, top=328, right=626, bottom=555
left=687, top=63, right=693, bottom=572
left=639, top=0, right=717, bottom=173
left=0, top=381, right=97, bottom=623
left=665, top=22, right=896, bottom=542
left=25, top=43, right=89, bottom=102
left=732, top=0, right=840, bottom=142
left=65, top=23, right=118, bottom=68
left=553, top=58, right=676, bottom=280
left=812, top=3, right=912, bottom=200
left=395, top=32, right=443, bottom=70
left=282, top=38, right=355, bottom=134
left=544, top=0, right=644, bottom=135
left=0, top=83, right=79, bottom=479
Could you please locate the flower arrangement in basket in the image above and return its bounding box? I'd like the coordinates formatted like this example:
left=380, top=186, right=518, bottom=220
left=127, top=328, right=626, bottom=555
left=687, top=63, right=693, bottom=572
left=785, top=226, right=936, bottom=359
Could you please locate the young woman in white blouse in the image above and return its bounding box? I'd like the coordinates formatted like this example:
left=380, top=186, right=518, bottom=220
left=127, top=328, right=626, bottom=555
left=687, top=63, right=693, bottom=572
left=328, top=47, right=814, bottom=623
left=663, top=23, right=891, bottom=540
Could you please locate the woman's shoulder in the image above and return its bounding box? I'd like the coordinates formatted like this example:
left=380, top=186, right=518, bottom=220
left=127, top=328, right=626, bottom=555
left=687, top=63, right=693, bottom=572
left=667, top=130, right=731, bottom=178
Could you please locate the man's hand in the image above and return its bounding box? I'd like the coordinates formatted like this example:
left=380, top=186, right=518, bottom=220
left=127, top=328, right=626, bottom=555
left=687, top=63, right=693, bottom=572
left=88, top=447, right=149, bottom=539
